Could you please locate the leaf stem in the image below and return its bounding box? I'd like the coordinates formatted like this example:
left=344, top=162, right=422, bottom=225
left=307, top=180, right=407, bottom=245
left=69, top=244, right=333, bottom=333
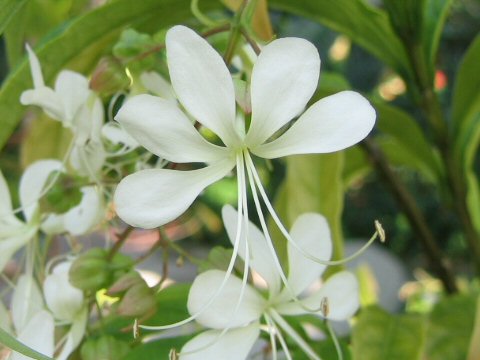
left=361, top=139, right=458, bottom=293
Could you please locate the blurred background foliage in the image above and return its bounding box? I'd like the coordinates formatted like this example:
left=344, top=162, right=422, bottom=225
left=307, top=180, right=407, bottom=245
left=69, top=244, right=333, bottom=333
left=0, top=0, right=480, bottom=359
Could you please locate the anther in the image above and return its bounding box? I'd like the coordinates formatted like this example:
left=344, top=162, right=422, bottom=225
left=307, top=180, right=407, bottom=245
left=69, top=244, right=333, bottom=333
left=320, top=297, right=329, bottom=318
left=374, top=220, right=386, bottom=243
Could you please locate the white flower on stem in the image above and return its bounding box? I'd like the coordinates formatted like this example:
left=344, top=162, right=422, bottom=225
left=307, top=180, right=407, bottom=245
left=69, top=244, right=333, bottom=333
left=115, top=25, right=373, bottom=331
left=43, top=261, right=88, bottom=360
left=0, top=160, right=103, bottom=270
left=179, top=206, right=359, bottom=360
left=114, top=25, right=375, bottom=230
left=20, top=45, right=106, bottom=178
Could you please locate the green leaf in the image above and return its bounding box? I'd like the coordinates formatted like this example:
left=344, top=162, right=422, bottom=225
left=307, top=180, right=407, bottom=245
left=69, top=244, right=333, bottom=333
left=373, top=100, right=443, bottom=184
left=0, top=326, right=53, bottom=360
left=0, top=0, right=28, bottom=35
left=423, top=0, right=453, bottom=68
left=351, top=306, right=426, bottom=360
left=467, top=296, right=480, bottom=360
left=0, top=0, right=222, bottom=151
left=425, top=293, right=479, bottom=360
left=452, top=35, right=480, bottom=144
left=269, top=0, right=411, bottom=80
left=143, top=284, right=190, bottom=327
left=122, top=335, right=191, bottom=360
left=273, top=153, right=345, bottom=262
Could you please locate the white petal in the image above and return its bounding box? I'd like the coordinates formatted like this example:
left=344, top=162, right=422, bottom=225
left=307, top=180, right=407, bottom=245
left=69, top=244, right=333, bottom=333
left=252, top=91, right=376, bottom=159
left=25, top=44, right=44, bottom=88
left=69, top=141, right=106, bottom=179
left=73, top=95, right=104, bottom=145
left=116, top=94, right=228, bottom=163
left=277, top=271, right=359, bottom=321
left=10, top=311, right=54, bottom=360
left=187, top=270, right=264, bottom=329
left=166, top=25, right=239, bottom=147
left=140, top=71, right=176, bottom=101
left=56, top=308, right=88, bottom=360
left=43, top=262, right=84, bottom=321
left=180, top=323, right=260, bottom=360
left=54, top=70, right=90, bottom=124
left=114, top=160, right=234, bottom=229
left=0, top=226, right=36, bottom=272
left=101, top=122, right=138, bottom=148
left=19, top=159, right=63, bottom=222
left=11, top=275, right=44, bottom=332
left=222, top=205, right=280, bottom=293
left=20, top=87, right=66, bottom=121
left=63, top=186, right=103, bottom=236
left=287, top=213, right=332, bottom=296
left=0, top=170, right=12, bottom=214
left=245, top=37, right=320, bottom=147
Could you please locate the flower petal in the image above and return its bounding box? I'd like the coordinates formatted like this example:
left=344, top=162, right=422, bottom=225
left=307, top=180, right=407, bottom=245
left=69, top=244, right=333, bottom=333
left=116, top=94, right=228, bottom=163
left=277, top=271, right=359, bottom=321
left=140, top=71, right=176, bottom=101
left=0, top=170, right=17, bottom=220
left=287, top=213, right=332, bottom=296
left=19, top=159, right=63, bottom=222
left=222, top=205, right=280, bottom=293
left=56, top=308, right=88, bottom=360
left=63, top=186, right=103, bottom=236
left=166, top=25, right=238, bottom=147
left=43, top=262, right=84, bottom=321
left=10, top=310, right=54, bottom=360
left=245, top=37, right=320, bottom=147
left=25, top=44, right=44, bottom=88
left=180, top=323, right=260, bottom=360
left=252, top=91, right=376, bottom=159
left=187, top=270, right=264, bottom=329
left=54, top=70, right=90, bottom=124
left=20, top=87, right=65, bottom=121
left=114, top=160, right=234, bottom=229
left=0, top=225, right=36, bottom=272
left=11, top=275, right=44, bottom=332
left=101, top=122, right=138, bottom=148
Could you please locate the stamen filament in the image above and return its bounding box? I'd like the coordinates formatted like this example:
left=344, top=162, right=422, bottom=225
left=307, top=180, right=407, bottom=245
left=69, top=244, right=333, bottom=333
left=263, top=314, right=277, bottom=360
left=141, top=153, right=246, bottom=331
left=326, top=319, right=343, bottom=360
left=270, top=309, right=321, bottom=360
left=245, top=152, right=380, bottom=266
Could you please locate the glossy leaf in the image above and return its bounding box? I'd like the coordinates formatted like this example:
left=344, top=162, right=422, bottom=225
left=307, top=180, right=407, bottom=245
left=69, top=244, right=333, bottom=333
left=425, top=293, right=478, bottom=360
left=423, top=0, right=453, bottom=68
left=0, top=0, right=222, bottom=151
left=269, top=0, right=411, bottom=80
left=0, top=0, right=28, bottom=35
left=352, top=306, right=426, bottom=360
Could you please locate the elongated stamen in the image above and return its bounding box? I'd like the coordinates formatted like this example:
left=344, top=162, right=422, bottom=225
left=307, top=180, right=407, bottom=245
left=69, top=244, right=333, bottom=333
left=178, top=157, right=252, bottom=355
left=245, top=153, right=325, bottom=313
left=263, top=314, right=277, bottom=360
left=266, top=312, right=292, bottom=360
left=141, top=153, right=246, bottom=331
left=270, top=309, right=321, bottom=360
left=325, top=319, right=343, bottom=360
left=245, top=152, right=381, bottom=266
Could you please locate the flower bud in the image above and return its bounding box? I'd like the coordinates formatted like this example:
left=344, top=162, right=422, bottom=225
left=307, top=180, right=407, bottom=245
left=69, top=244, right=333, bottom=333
left=80, top=335, right=130, bottom=360
left=107, top=271, right=156, bottom=317
left=89, top=56, right=130, bottom=96
left=69, top=249, right=110, bottom=292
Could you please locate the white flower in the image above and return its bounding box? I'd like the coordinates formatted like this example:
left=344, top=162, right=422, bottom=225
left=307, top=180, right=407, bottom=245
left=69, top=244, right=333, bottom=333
left=21, top=45, right=106, bottom=178
left=9, top=275, right=55, bottom=360
left=43, top=261, right=88, bottom=360
left=179, top=206, right=359, bottom=359
left=0, top=160, right=103, bottom=270
left=114, top=25, right=376, bottom=230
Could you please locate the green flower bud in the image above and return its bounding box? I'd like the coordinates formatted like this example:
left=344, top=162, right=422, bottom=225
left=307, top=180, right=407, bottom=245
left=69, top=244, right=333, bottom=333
left=89, top=56, right=131, bottom=97
left=69, top=249, right=110, bottom=292
left=80, top=335, right=130, bottom=360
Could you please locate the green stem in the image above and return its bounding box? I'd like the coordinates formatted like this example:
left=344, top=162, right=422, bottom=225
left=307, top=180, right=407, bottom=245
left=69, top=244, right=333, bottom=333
left=223, top=0, right=249, bottom=64
left=407, top=41, right=480, bottom=274
left=107, top=226, right=133, bottom=260
left=361, top=139, right=458, bottom=293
